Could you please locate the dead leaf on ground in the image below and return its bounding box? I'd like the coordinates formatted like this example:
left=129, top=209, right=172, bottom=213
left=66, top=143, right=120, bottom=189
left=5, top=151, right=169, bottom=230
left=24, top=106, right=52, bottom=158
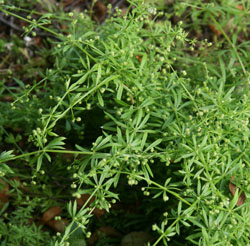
left=229, top=177, right=246, bottom=206
left=88, top=226, right=121, bottom=244
left=60, top=24, right=69, bottom=35
left=0, top=179, right=9, bottom=209
left=208, top=24, right=222, bottom=36
left=93, top=1, right=107, bottom=22
left=0, top=194, right=8, bottom=210
left=136, top=55, right=142, bottom=63
left=120, top=8, right=128, bottom=17
left=236, top=5, right=244, bottom=10
left=42, top=206, right=62, bottom=222
left=46, top=219, right=68, bottom=232
left=0, top=193, right=8, bottom=203
left=0, top=96, right=13, bottom=102
left=0, top=179, right=9, bottom=195
left=111, top=200, right=140, bottom=213
left=121, top=231, right=154, bottom=246
left=34, top=37, right=43, bottom=47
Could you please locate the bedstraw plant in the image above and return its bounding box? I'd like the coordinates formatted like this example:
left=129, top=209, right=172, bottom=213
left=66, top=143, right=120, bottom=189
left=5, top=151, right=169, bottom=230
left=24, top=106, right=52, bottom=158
left=0, top=0, right=250, bottom=245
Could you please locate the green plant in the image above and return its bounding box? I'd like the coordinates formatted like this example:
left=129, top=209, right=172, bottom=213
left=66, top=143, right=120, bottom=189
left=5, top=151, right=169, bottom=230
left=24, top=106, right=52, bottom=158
left=0, top=198, right=53, bottom=246
left=0, top=0, right=249, bottom=245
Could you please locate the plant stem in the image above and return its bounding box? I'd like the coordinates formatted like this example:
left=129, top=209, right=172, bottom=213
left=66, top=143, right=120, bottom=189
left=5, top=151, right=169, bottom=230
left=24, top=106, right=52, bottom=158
left=210, top=15, right=246, bottom=76
left=0, top=8, right=62, bottom=38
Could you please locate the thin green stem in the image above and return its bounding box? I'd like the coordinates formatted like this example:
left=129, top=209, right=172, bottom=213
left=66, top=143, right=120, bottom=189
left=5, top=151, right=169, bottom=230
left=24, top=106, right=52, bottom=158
left=0, top=149, right=95, bottom=163
left=153, top=197, right=199, bottom=246
left=46, top=149, right=94, bottom=155
left=0, top=8, right=62, bottom=38
left=2, top=150, right=42, bottom=162
left=169, top=64, right=199, bottom=111
left=122, top=171, right=191, bottom=206
left=42, top=74, right=120, bottom=135
left=210, top=15, right=246, bottom=76
left=152, top=218, right=180, bottom=246
left=42, top=91, right=70, bottom=135
left=75, top=43, right=98, bottom=63
left=13, top=76, right=48, bottom=104
left=59, top=189, right=98, bottom=243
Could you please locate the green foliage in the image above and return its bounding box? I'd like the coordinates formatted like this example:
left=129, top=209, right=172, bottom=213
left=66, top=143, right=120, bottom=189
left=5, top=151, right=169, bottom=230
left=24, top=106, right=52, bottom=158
left=0, top=198, right=53, bottom=246
left=0, top=0, right=249, bottom=245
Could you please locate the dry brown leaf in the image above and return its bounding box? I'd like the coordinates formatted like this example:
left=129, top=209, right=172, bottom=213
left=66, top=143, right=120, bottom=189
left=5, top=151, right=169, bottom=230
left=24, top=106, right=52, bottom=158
left=60, top=24, right=69, bottom=35
left=34, top=37, right=43, bottom=47
left=93, top=1, right=107, bottom=22
left=208, top=24, right=222, bottom=36
left=0, top=179, right=9, bottom=195
left=46, top=219, right=68, bottom=232
left=236, top=5, right=244, bottom=10
left=76, top=194, right=94, bottom=207
left=120, top=8, right=128, bottom=17
left=0, top=179, right=9, bottom=209
left=88, top=226, right=121, bottom=244
left=0, top=194, right=8, bottom=210
left=121, top=231, right=154, bottom=246
left=229, top=177, right=246, bottom=206
left=0, top=96, right=13, bottom=102
left=98, top=226, right=121, bottom=237
left=111, top=199, right=140, bottom=213
left=93, top=207, right=105, bottom=217
left=42, top=206, right=62, bottom=222
left=136, top=55, right=142, bottom=63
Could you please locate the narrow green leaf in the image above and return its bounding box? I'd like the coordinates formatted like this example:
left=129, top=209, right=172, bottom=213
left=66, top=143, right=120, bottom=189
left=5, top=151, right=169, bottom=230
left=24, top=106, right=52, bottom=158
left=145, top=139, right=162, bottom=152
left=37, top=154, right=43, bottom=172
left=44, top=152, right=51, bottom=162
left=114, top=98, right=130, bottom=107
left=73, top=200, right=77, bottom=217
left=67, top=201, right=72, bottom=217
left=97, top=91, right=104, bottom=107
left=0, top=163, right=14, bottom=174
left=94, top=135, right=112, bottom=150
left=202, top=208, right=208, bottom=227
left=178, top=201, right=182, bottom=215
left=96, top=63, right=102, bottom=85
left=140, top=131, right=148, bottom=149
left=219, top=57, right=226, bottom=83
left=145, top=163, right=154, bottom=177
left=139, top=54, right=147, bottom=73
left=202, top=226, right=209, bottom=244
left=0, top=150, right=15, bottom=162
left=117, top=84, right=123, bottom=100
left=133, top=108, right=142, bottom=128
left=45, top=137, right=66, bottom=150
left=138, top=114, right=150, bottom=129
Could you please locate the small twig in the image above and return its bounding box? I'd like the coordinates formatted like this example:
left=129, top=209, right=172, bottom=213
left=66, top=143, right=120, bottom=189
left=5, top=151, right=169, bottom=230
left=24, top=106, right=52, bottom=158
left=10, top=15, right=14, bottom=36
left=0, top=13, right=23, bottom=32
